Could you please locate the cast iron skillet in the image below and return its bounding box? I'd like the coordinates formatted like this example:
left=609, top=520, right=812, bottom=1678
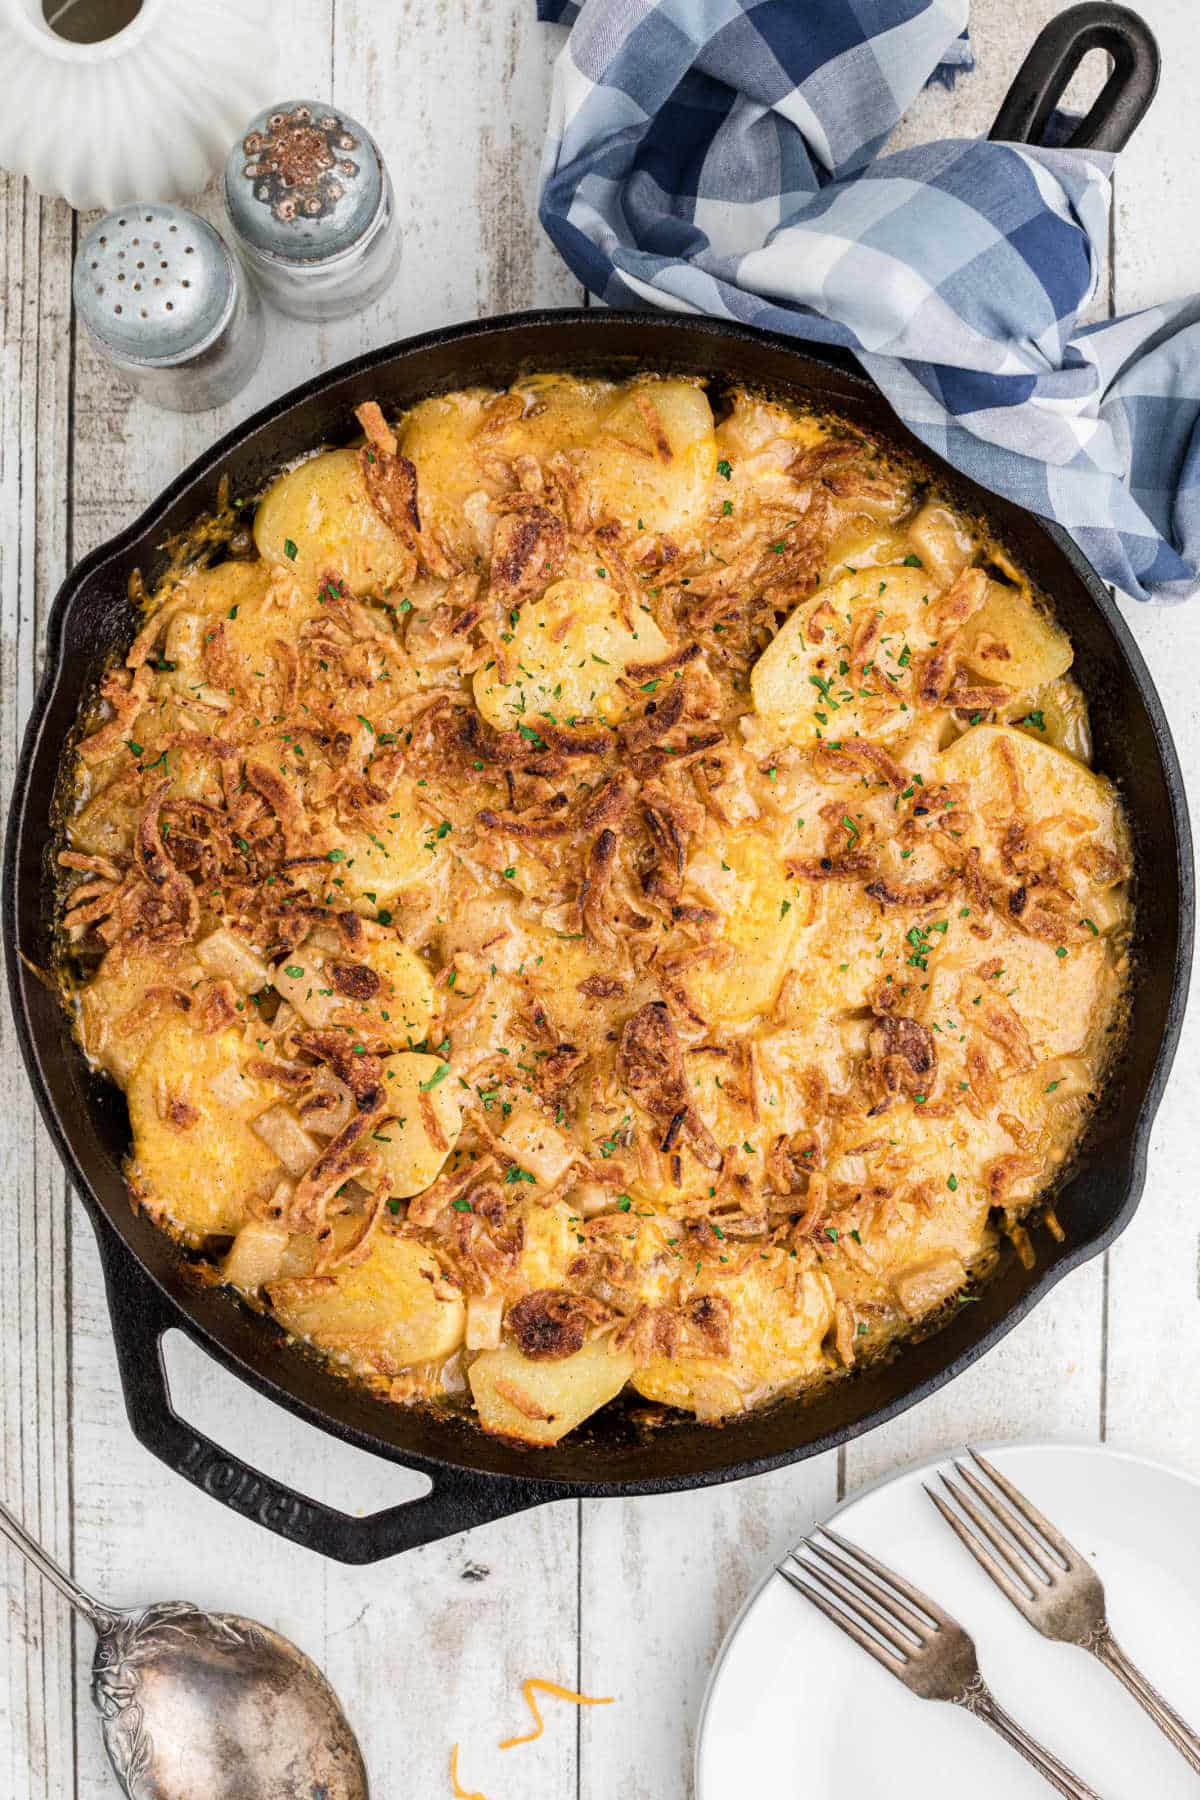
left=4, top=8, right=1190, bottom=1562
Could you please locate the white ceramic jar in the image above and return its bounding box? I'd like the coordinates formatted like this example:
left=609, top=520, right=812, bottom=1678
left=0, top=0, right=275, bottom=210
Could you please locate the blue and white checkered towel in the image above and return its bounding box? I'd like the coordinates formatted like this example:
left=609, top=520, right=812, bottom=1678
left=537, top=0, right=1200, bottom=603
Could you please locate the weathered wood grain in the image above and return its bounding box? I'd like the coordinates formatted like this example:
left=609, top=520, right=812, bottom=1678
left=0, top=174, right=76, bottom=1800
left=1103, top=0, right=1200, bottom=1482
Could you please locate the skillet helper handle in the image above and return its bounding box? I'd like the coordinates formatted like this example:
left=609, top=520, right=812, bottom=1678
left=93, top=1220, right=552, bottom=1563
left=989, top=2, right=1160, bottom=153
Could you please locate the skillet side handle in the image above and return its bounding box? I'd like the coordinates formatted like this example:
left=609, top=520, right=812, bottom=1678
left=988, top=3, right=1160, bottom=153
left=92, top=1218, right=553, bottom=1563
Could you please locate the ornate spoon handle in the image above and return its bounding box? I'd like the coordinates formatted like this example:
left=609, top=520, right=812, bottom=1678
left=956, top=1676, right=1104, bottom=1799
left=1089, top=1626, right=1200, bottom=1774
left=0, top=1498, right=104, bottom=1629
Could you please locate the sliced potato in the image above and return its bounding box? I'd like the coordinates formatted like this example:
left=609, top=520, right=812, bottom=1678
left=956, top=582, right=1072, bottom=692
left=515, top=1199, right=578, bottom=1292
left=196, top=927, right=271, bottom=996
left=323, top=775, right=449, bottom=909
left=905, top=502, right=975, bottom=584
left=77, top=942, right=203, bottom=1082
left=269, top=1235, right=465, bottom=1373
left=70, top=779, right=138, bottom=861
left=683, top=830, right=803, bottom=1023
left=587, top=378, right=715, bottom=538
left=223, top=1219, right=295, bottom=1291
left=272, top=937, right=434, bottom=1045
left=496, top=1099, right=574, bottom=1188
left=894, top=1253, right=969, bottom=1318
left=372, top=1053, right=464, bottom=1198
left=469, top=1338, right=636, bottom=1444
left=1003, top=674, right=1091, bottom=761
left=473, top=576, right=670, bottom=728
left=633, top=1255, right=833, bottom=1420
left=939, top=724, right=1125, bottom=874
left=751, top=564, right=939, bottom=742
left=396, top=388, right=500, bottom=565
left=254, top=447, right=414, bottom=597
left=126, top=1020, right=282, bottom=1238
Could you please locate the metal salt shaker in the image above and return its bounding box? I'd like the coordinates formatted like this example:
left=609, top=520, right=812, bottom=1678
left=224, top=100, right=402, bottom=322
left=73, top=204, right=264, bottom=413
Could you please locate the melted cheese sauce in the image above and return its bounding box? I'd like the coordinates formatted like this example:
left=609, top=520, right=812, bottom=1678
left=58, top=377, right=1131, bottom=1443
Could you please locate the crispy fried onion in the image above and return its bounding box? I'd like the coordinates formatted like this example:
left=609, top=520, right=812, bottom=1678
left=135, top=779, right=199, bottom=934
left=869, top=1015, right=937, bottom=1101
left=488, top=504, right=566, bottom=599
left=615, top=1292, right=732, bottom=1364
left=273, top=1032, right=389, bottom=1233
left=507, top=1288, right=616, bottom=1360
left=355, top=400, right=450, bottom=578
left=615, top=1002, right=722, bottom=1171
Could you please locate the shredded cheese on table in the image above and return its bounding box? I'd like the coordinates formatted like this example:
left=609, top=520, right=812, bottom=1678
left=499, top=1677, right=615, bottom=1749
left=449, top=1745, right=489, bottom=1799
left=450, top=1678, right=616, bottom=1795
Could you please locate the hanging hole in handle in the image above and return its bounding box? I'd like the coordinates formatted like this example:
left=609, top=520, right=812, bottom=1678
left=161, top=1329, right=430, bottom=1515
left=989, top=4, right=1160, bottom=154
left=1059, top=45, right=1113, bottom=119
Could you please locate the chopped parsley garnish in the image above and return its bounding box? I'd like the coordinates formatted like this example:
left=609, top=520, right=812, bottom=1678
left=418, top=1062, right=450, bottom=1091
left=716, top=458, right=732, bottom=480
left=283, top=539, right=298, bottom=560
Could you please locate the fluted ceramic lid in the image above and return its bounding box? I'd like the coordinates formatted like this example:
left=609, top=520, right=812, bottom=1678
left=224, top=100, right=384, bottom=265
left=73, top=205, right=237, bottom=364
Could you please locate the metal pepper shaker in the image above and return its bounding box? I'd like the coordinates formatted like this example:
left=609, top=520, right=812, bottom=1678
left=223, top=100, right=402, bottom=322
left=73, top=204, right=265, bottom=413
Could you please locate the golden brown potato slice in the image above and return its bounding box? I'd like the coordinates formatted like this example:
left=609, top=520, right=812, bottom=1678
left=955, top=582, right=1072, bottom=692
left=904, top=501, right=975, bottom=584
left=254, top=447, right=414, bottom=596
left=126, top=1020, right=282, bottom=1239
left=938, top=724, right=1127, bottom=886
left=751, top=564, right=940, bottom=742
left=683, top=830, right=803, bottom=1023
left=469, top=1338, right=636, bottom=1444
left=587, top=378, right=715, bottom=539
left=633, top=1254, right=833, bottom=1420
left=473, top=576, right=669, bottom=728
left=323, top=774, right=452, bottom=910
left=269, top=1235, right=465, bottom=1374
left=371, top=1053, right=464, bottom=1198
left=272, top=936, right=434, bottom=1046
left=77, top=942, right=204, bottom=1082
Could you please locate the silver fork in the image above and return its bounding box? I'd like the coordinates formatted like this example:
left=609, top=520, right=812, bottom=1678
left=928, top=1448, right=1200, bottom=1776
left=780, top=1527, right=1103, bottom=1797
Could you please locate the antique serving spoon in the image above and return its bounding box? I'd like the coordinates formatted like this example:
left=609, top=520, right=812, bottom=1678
left=0, top=1497, right=369, bottom=1798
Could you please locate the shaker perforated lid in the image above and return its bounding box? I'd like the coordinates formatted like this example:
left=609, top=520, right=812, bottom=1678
left=224, top=100, right=385, bottom=266
left=73, top=205, right=238, bottom=366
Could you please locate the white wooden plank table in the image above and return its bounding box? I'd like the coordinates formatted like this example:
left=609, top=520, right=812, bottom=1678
left=2, top=3, right=1197, bottom=1795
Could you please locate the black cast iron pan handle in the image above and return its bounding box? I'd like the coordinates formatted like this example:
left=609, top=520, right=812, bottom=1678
left=990, top=3, right=1160, bottom=153
left=93, top=1220, right=560, bottom=1563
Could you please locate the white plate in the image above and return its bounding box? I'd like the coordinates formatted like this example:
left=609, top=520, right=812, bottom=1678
left=696, top=1444, right=1200, bottom=1799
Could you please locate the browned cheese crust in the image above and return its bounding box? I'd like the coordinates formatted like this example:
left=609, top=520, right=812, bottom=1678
left=57, top=377, right=1132, bottom=1441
